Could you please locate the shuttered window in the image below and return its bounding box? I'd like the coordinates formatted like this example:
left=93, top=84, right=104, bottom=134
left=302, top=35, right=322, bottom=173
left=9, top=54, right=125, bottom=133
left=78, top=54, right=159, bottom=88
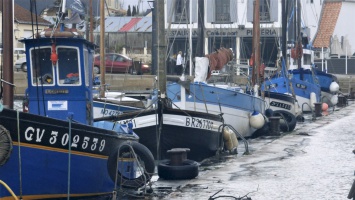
left=207, top=0, right=237, bottom=24
left=247, top=0, right=278, bottom=23
left=215, top=0, right=230, bottom=23
left=175, top=0, right=189, bottom=22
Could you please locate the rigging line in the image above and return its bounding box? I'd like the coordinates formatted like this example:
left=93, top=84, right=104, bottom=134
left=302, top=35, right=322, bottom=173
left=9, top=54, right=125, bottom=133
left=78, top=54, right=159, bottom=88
left=166, top=0, right=189, bottom=60
left=30, top=0, right=46, bottom=116
left=0, top=0, right=3, bottom=99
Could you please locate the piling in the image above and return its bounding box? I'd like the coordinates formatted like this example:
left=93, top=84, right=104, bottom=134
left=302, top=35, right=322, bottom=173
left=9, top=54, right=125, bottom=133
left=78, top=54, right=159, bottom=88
left=268, top=117, right=281, bottom=136
left=314, top=102, right=322, bottom=117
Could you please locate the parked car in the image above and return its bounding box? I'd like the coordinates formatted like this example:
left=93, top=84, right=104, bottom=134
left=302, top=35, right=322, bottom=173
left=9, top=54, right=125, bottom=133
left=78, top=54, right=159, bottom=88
left=93, top=53, right=150, bottom=75
left=14, top=56, right=27, bottom=72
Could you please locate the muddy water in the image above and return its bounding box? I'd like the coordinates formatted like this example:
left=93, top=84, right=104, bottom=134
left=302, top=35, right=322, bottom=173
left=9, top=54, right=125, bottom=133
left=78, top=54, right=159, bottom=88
left=158, top=102, right=355, bottom=199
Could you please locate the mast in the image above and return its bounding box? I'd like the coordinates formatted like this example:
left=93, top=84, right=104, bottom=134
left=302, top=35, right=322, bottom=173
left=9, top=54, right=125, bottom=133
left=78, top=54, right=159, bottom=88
left=196, top=0, right=204, bottom=57
left=157, top=0, right=166, bottom=98
left=3, top=0, right=14, bottom=109
left=188, top=0, right=192, bottom=76
left=99, top=0, right=106, bottom=98
left=281, top=0, right=287, bottom=60
left=251, top=0, right=260, bottom=87
left=89, top=0, right=93, bottom=42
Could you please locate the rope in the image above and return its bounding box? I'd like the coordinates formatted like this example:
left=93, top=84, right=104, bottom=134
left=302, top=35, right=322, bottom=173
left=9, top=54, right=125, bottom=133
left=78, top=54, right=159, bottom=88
left=0, top=180, right=19, bottom=200
left=16, top=111, right=23, bottom=199
left=199, top=84, right=209, bottom=113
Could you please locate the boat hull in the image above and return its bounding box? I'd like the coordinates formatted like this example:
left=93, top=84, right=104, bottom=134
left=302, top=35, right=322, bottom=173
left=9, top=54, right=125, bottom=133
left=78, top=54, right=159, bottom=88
left=167, top=82, right=265, bottom=138
left=262, top=76, right=321, bottom=112
left=0, top=108, right=142, bottom=199
left=263, top=91, right=299, bottom=117
left=113, top=106, right=224, bottom=162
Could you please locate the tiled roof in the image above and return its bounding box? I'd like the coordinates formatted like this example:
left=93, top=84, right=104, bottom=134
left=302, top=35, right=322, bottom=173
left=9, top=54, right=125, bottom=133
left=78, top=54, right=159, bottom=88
left=95, top=17, right=152, bottom=33
left=119, top=18, right=142, bottom=32
left=313, top=2, right=342, bottom=48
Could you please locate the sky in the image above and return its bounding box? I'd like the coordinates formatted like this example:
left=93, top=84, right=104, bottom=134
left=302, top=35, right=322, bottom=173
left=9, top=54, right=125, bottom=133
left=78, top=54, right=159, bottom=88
left=121, top=0, right=151, bottom=12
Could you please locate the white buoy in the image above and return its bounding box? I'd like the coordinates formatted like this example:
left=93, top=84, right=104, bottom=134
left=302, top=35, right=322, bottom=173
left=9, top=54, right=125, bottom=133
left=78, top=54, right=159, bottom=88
left=310, top=92, right=317, bottom=109
left=330, top=95, right=338, bottom=106
left=249, top=111, right=265, bottom=129
left=329, top=82, right=340, bottom=93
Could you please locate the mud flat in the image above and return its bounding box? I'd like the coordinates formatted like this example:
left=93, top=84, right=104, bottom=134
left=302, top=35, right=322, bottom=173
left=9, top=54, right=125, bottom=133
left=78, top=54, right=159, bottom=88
left=146, top=101, right=355, bottom=200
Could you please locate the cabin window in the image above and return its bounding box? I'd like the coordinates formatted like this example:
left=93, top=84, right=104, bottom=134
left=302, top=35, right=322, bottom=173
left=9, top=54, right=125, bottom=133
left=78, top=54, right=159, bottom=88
left=84, top=49, right=89, bottom=86
left=174, top=0, right=189, bottom=23
left=57, top=47, right=81, bottom=85
left=303, top=54, right=312, bottom=65
left=31, top=48, right=54, bottom=85
left=215, top=0, right=230, bottom=23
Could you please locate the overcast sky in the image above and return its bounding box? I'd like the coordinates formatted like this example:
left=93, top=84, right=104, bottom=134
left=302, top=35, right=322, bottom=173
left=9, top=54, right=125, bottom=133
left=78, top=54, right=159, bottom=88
left=121, top=0, right=151, bottom=12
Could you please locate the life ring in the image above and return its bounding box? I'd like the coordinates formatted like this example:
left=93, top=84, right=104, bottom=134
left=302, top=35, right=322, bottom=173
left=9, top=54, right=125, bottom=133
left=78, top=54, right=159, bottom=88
left=0, top=125, right=12, bottom=166
left=158, top=159, right=199, bottom=180
left=107, top=141, right=155, bottom=188
left=272, top=110, right=297, bottom=132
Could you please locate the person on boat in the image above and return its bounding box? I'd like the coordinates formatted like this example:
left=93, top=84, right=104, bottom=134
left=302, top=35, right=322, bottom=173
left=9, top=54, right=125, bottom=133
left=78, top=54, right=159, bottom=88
left=176, top=51, right=183, bottom=75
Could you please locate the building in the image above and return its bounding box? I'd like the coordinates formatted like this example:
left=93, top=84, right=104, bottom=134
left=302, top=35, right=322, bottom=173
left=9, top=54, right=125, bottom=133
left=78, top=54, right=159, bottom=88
left=0, top=3, right=51, bottom=49
left=165, top=0, right=323, bottom=68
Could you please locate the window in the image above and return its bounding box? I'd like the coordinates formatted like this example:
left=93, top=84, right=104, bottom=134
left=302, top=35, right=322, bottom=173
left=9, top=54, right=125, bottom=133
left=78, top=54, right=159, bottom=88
left=215, top=0, right=230, bottom=23
left=57, top=47, right=80, bottom=85
left=175, top=0, right=189, bottom=23
left=31, top=48, right=54, bottom=85
left=260, top=0, right=270, bottom=22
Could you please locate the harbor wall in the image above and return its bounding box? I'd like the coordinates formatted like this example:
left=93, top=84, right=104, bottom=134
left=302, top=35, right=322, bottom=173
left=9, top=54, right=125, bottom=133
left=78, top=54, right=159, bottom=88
left=8, top=72, right=355, bottom=98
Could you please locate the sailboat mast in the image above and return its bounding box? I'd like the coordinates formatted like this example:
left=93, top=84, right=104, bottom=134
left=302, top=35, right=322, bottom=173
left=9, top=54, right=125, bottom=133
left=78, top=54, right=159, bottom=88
left=296, top=0, right=302, bottom=70
left=99, top=0, right=106, bottom=98
left=157, top=0, right=167, bottom=98
left=251, top=0, right=260, bottom=86
left=3, top=1, right=14, bottom=109
left=281, top=0, right=287, bottom=60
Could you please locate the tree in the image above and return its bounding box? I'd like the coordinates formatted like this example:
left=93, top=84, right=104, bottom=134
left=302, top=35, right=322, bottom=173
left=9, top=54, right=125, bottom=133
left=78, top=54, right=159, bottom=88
left=132, top=5, right=137, bottom=16
left=127, top=5, right=131, bottom=16
left=137, top=5, right=140, bottom=15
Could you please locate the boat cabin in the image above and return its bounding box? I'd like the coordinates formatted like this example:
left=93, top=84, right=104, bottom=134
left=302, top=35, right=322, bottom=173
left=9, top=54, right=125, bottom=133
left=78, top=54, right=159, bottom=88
left=22, top=33, right=95, bottom=125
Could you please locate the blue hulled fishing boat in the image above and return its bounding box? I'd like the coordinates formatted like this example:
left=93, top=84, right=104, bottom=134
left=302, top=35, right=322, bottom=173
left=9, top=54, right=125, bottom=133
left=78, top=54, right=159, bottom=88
left=0, top=1, right=154, bottom=199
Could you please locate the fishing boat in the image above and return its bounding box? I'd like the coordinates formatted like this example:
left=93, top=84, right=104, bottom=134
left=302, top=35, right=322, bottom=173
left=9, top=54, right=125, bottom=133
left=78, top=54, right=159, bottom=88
left=166, top=52, right=266, bottom=139
left=92, top=88, right=145, bottom=118
left=249, top=0, right=298, bottom=133
left=0, top=1, right=154, bottom=199
left=286, top=48, right=339, bottom=106
left=261, top=0, right=321, bottom=113
left=103, top=0, right=225, bottom=162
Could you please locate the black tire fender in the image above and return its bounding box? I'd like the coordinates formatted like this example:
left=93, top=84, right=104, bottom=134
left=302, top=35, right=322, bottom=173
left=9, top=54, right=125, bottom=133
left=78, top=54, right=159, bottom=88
left=158, top=159, right=199, bottom=180
left=272, top=110, right=297, bottom=132
left=107, top=141, right=155, bottom=188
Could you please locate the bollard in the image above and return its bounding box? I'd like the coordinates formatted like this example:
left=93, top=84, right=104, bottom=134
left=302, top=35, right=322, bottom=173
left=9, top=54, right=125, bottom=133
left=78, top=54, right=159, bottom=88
left=337, top=96, right=347, bottom=107
left=167, top=148, right=190, bottom=166
left=268, top=117, right=281, bottom=136
left=314, top=102, right=322, bottom=117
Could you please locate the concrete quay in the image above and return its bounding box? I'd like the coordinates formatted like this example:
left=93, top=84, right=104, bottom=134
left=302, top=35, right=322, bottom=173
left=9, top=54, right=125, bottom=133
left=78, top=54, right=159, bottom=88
left=8, top=72, right=355, bottom=98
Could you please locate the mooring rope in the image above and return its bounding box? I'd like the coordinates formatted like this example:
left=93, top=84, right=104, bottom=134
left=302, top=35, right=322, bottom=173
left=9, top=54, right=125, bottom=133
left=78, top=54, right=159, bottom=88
left=16, top=110, right=23, bottom=199
left=0, top=180, right=19, bottom=200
